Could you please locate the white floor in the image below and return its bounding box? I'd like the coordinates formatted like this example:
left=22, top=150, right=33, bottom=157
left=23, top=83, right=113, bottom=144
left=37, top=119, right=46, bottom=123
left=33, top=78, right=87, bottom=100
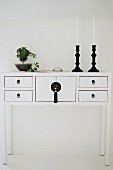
left=0, top=154, right=113, bottom=170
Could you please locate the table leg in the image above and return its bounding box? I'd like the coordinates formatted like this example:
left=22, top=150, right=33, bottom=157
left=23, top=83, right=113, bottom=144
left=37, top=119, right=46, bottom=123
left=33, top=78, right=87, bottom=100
left=105, top=104, right=111, bottom=166
left=6, top=105, right=12, bottom=155
left=100, top=106, right=106, bottom=156
left=1, top=104, right=7, bottom=165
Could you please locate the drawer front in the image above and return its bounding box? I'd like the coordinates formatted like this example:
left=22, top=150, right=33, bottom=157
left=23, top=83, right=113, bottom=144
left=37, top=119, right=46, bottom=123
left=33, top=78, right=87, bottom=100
left=36, top=77, right=55, bottom=101
left=79, top=77, right=108, bottom=88
left=36, top=76, right=76, bottom=102
left=4, top=91, right=33, bottom=102
left=5, top=77, right=33, bottom=88
left=79, top=91, right=108, bottom=102
left=58, top=77, right=76, bottom=101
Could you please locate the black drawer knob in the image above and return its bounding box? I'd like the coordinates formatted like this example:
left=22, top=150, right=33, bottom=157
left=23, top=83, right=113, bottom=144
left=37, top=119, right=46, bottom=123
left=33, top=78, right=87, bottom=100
left=92, top=80, right=95, bottom=85
left=17, top=79, right=20, bottom=84
left=17, top=93, right=20, bottom=98
left=91, top=94, right=95, bottom=98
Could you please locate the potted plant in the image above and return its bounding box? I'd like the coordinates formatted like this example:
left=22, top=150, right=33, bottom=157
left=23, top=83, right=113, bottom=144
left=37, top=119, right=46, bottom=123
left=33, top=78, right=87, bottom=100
left=29, top=62, right=39, bottom=72
left=15, top=47, right=37, bottom=71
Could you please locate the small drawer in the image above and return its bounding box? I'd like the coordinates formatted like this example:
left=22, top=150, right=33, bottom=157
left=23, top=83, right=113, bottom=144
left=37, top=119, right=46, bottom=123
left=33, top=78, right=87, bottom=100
left=4, top=76, right=33, bottom=88
left=79, top=77, right=108, bottom=88
left=79, top=91, right=108, bottom=102
left=4, top=91, right=33, bottom=102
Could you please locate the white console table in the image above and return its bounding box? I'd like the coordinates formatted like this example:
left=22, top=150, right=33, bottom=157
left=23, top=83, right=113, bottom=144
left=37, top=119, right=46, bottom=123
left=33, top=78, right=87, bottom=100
left=1, top=72, right=112, bottom=165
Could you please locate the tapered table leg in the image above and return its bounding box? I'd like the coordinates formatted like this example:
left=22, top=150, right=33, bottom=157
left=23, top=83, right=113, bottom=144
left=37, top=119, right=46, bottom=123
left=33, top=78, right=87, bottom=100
left=105, top=105, right=111, bottom=166
left=1, top=104, right=7, bottom=165
left=6, top=105, right=12, bottom=155
left=100, top=106, right=106, bottom=156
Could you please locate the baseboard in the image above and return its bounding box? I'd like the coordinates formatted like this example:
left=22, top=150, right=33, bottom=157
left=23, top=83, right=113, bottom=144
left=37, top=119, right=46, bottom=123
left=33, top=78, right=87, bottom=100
left=13, top=145, right=101, bottom=155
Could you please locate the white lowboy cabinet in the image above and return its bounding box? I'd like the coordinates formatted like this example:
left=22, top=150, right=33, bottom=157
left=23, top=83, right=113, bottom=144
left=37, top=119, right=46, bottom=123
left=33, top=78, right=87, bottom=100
left=0, top=72, right=112, bottom=165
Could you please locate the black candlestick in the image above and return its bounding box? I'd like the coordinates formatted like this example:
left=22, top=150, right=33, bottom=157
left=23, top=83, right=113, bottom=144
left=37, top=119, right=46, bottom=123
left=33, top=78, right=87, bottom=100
left=72, top=45, right=83, bottom=72
left=88, top=45, right=99, bottom=72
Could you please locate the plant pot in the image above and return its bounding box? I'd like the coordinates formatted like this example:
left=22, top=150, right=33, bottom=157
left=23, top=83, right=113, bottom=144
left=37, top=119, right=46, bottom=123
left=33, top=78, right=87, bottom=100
left=15, top=63, right=32, bottom=71
left=19, top=57, right=28, bottom=63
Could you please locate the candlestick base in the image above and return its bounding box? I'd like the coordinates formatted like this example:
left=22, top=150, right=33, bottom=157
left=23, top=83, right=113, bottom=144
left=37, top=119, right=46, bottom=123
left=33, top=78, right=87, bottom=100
left=88, top=67, right=99, bottom=72
left=72, top=67, right=83, bottom=72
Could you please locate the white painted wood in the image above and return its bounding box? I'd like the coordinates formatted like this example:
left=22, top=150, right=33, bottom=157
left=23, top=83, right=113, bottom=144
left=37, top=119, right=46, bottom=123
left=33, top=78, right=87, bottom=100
left=2, top=101, right=109, bottom=106
left=104, top=74, right=112, bottom=166
left=6, top=105, right=12, bottom=155
left=79, top=91, right=108, bottom=102
left=2, top=72, right=111, bottom=77
left=4, top=91, right=33, bottom=102
left=36, top=77, right=55, bottom=101
left=1, top=105, right=7, bottom=165
left=1, top=72, right=112, bottom=166
left=75, top=76, right=79, bottom=103
left=36, top=76, right=76, bottom=102
left=32, top=76, right=36, bottom=102
left=57, top=76, right=76, bottom=101
left=105, top=105, right=111, bottom=166
left=100, top=106, right=106, bottom=156
left=5, top=76, right=33, bottom=88
left=79, top=77, right=108, bottom=88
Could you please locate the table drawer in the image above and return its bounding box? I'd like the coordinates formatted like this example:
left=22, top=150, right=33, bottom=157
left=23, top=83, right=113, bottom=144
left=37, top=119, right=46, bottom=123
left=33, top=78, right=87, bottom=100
left=79, top=91, right=108, bottom=102
left=4, top=77, right=33, bottom=88
left=79, top=77, right=108, bottom=88
left=4, top=91, right=33, bottom=102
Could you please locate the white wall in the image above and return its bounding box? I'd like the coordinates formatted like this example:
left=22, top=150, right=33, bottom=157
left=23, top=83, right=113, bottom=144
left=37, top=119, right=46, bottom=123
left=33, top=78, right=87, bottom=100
left=0, top=0, right=113, bottom=160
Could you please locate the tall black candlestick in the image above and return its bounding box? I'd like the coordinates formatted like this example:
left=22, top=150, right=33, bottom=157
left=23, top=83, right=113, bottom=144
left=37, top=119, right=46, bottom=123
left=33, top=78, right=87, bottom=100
left=72, top=45, right=83, bottom=72
left=88, top=45, right=99, bottom=72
